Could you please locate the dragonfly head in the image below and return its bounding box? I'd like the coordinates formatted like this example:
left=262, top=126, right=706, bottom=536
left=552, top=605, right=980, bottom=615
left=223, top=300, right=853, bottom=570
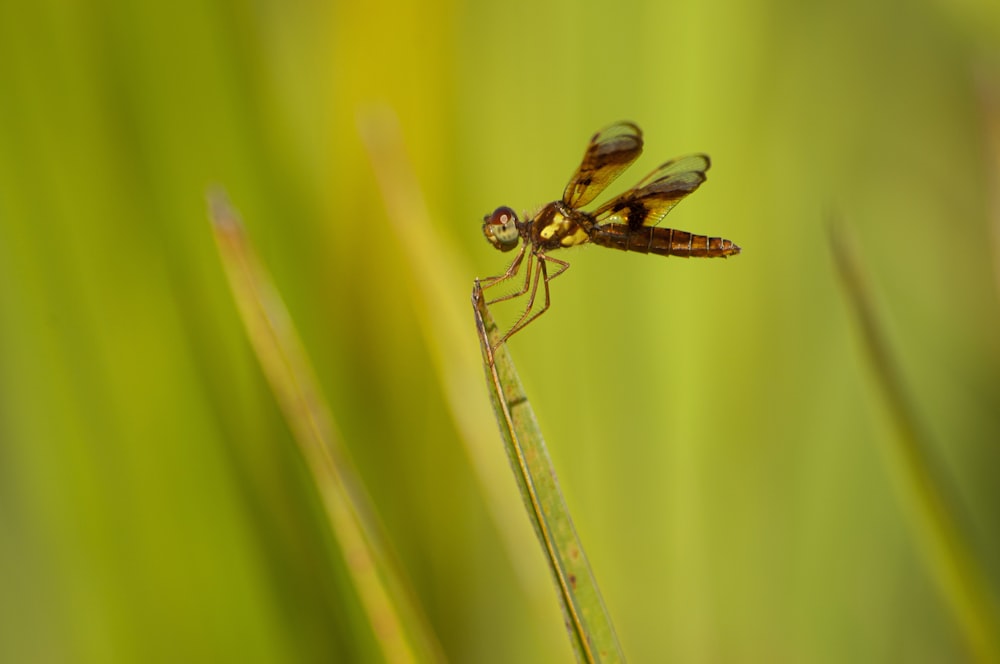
left=482, top=206, right=521, bottom=252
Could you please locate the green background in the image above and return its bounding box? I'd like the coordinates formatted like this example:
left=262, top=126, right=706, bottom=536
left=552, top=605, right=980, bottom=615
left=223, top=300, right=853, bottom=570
left=2, top=0, right=999, bottom=661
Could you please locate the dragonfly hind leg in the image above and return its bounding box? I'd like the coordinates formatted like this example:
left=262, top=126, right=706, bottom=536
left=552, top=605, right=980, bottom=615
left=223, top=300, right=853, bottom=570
left=492, top=253, right=571, bottom=349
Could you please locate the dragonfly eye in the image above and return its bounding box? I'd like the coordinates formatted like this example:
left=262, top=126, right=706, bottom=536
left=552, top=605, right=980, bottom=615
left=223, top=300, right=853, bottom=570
left=482, top=206, right=520, bottom=252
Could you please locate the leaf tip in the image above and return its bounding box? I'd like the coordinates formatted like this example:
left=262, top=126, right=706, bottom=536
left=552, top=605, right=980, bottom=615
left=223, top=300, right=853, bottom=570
left=206, top=187, right=243, bottom=234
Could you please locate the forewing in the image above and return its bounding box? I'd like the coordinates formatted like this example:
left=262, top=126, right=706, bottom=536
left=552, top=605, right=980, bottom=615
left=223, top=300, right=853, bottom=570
left=561, top=121, right=643, bottom=208
left=593, top=154, right=710, bottom=230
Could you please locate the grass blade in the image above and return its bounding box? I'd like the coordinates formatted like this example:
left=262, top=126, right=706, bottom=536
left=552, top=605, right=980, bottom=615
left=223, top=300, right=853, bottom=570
left=472, top=282, right=625, bottom=663
left=831, top=222, right=1000, bottom=663
left=208, top=191, right=443, bottom=663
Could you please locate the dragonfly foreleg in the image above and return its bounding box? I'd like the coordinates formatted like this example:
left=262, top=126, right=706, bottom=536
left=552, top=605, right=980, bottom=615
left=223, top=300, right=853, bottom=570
left=481, top=245, right=534, bottom=306
left=480, top=244, right=526, bottom=289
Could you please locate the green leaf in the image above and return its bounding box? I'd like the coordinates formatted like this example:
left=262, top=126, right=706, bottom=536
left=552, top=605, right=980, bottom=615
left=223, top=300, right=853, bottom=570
left=209, top=191, right=444, bottom=664
left=831, top=222, right=1000, bottom=663
left=472, top=283, right=626, bottom=663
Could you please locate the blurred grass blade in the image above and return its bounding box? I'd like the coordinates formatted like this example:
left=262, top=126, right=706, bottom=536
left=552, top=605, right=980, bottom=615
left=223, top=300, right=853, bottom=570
left=357, top=107, right=550, bottom=595
left=831, top=222, right=1000, bottom=663
left=208, top=192, right=443, bottom=664
left=980, top=74, right=1000, bottom=296
left=472, top=283, right=625, bottom=663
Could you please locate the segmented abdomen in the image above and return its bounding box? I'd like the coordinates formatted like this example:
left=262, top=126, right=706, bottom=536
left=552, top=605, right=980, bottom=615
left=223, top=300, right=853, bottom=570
left=591, top=225, right=740, bottom=258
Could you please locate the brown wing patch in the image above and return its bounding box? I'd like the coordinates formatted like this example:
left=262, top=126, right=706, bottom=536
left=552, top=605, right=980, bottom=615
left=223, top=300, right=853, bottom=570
left=593, top=154, right=710, bottom=230
left=562, top=121, right=643, bottom=208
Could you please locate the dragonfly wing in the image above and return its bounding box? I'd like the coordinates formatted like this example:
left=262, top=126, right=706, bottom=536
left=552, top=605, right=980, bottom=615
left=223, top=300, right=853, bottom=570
left=562, top=121, right=643, bottom=208
left=593, top=154, right=710, bottom=230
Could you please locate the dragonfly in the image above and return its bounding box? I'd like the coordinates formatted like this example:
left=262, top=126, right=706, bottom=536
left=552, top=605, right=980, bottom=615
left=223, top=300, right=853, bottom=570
left=479, top=121, right=741, bottom=347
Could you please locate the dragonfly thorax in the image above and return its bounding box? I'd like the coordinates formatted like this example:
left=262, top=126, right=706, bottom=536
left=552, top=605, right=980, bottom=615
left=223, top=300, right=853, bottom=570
left=531, top=201, right=591, bottom=250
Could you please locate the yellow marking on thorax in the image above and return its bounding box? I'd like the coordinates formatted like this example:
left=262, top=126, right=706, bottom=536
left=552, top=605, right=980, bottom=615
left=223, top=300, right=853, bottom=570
left=538, top=211, right=568, bottom=240
left=539, top=211, right=588, bottom=247
left=560, top=227, right=589, bottom=246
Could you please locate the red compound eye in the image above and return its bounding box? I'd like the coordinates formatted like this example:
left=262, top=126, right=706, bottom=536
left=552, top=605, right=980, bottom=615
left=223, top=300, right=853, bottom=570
left=482, top=205, right=521, bottom=252
left=488, top=206, right=518, bottom=226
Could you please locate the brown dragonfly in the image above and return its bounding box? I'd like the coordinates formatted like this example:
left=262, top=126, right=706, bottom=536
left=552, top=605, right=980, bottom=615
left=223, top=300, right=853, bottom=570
left=480, top=121, right=740, bottom=346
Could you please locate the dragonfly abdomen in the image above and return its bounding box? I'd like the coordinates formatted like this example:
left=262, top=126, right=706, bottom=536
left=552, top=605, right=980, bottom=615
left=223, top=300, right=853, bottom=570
left=591, top=226, right=740, bottom=258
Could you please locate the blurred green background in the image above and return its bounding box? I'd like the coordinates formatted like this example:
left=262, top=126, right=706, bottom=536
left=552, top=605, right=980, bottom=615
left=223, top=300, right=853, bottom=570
left=3, top=0, right=1000, bottom=661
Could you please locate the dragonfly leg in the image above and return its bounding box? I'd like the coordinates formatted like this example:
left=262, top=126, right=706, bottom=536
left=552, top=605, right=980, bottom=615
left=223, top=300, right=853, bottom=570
left=543, top=254, right=570, bottom=282
left=519, top=254, right=564, bottom=326
left=480, top=244, right=527, bottom=296
left=493, top=254, right=545, bottom=348
left=484, top=249, right=534, bottom=307
left=492, top=253, right=572, bottom=349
